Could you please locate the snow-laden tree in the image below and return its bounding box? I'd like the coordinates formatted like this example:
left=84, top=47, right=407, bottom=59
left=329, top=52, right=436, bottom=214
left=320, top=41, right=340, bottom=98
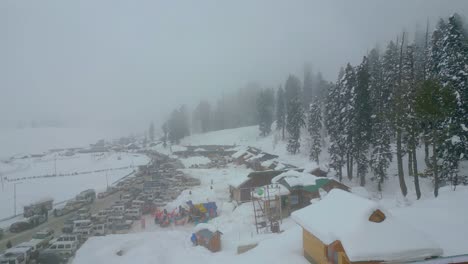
left=341, top=64, right=357, bottom=180
left=326, top=68, right=346, bottom=181
left=257, top=88, right=275, bottom=137
left=308, top=99, right=322, bottom=163
left=276, top=86, right=286, bottom=140
left=437, top=13, right=468, bottom=186
left=368, top=48, right=393, bottom=191
left=353, top=56, right=372, bottom=186
left=286, top=98, right=305, bottom=154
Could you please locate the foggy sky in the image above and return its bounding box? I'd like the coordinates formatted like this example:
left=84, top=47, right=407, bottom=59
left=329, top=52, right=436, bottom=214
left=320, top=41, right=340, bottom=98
left=2, top=0, right=467, bottom=135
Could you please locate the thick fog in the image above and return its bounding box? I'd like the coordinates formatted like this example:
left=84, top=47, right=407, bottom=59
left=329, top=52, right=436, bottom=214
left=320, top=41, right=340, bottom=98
left=2, top=0, right=467, bottom=134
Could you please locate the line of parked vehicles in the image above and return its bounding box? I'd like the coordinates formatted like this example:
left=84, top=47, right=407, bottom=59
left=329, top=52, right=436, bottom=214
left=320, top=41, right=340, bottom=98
left=0, top=189, right=98, bottom=264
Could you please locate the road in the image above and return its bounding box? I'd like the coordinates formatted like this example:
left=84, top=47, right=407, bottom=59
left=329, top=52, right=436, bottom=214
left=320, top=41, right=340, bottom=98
left=0, top=190, right=123, bottom=251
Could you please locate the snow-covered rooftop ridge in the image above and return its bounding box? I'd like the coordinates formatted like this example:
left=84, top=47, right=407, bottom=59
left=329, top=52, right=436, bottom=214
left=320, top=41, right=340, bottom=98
left=193, top=223, right=219, bottom=233
left=292, top=189, right=443, bottom=262
left=271, top=170, right=320, bottom=187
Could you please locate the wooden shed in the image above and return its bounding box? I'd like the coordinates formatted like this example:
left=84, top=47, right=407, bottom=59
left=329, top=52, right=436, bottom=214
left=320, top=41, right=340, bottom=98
left=194, top=228, right=222, bottom=253
left=292, top=189, right=443, bottom=264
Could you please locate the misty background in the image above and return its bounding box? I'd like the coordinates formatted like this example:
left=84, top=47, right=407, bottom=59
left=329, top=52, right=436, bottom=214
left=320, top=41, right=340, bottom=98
left=2, top=0, right=467, bottom=136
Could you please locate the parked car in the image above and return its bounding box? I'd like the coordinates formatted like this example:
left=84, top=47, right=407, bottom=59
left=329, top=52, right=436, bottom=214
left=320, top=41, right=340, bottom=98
left=5, top=247, right=31, bottom=263
left=37, top=251, right=67, bottom=264
left=32, top=228, right=55, bottom=245
left=9, top=221, right=31, bottom=233
left=125, top=208, right=141, bottom=220
left=92, top=223, right=107, bottom=236
left=0, top=251, right=26, bottom=264
left=43, top=241, right=78, bottom=258
left=50, top=234, right=82, bottom=245
left=15, top=240, right=43, bottom=261
left=28, top=214, right=47, bottom=227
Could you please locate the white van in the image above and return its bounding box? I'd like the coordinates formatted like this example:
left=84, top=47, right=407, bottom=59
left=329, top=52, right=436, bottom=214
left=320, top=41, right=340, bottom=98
left=16, top=240, right=42, bottom=261
left=44, top=241, right=78, bottom=258
left=51, top=234, right=82, bottom=245
left=93, top=223, right=107, bottom=236
left=73, top=219, right=94, bottom=239
left=112, top=205, right=125, bottom=213
left=132, top=200, right=145, bottom=208
left=125, top=208, right=141, bottom=220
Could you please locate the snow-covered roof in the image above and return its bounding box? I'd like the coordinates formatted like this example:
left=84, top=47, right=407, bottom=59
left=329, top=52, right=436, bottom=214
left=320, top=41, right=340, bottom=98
left=292, top=189, right=443, bottom=262
left=272, top=170, right=320, bottom=188
left=193, top=223, right=219, bottom=233
left=252, top=184, right=290, bottom=199
left=228, top=175, right=250, bottom=188
left=232, top=148, right=248, bottom=159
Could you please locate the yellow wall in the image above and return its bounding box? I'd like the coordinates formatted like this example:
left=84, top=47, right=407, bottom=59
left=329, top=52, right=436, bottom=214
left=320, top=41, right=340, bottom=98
left=303, top=229, right=328, bottom=264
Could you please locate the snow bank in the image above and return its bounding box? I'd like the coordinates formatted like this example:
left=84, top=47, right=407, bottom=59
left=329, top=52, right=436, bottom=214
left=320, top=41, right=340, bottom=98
left=193, top=223, right=219, bottom=233
left=292, top=189, right=443, bottom=262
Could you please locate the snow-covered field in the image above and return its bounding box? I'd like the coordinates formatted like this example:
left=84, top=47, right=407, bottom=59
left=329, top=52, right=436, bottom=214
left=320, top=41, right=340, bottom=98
left=0, top=152, right=149, bottom=220
left=73, top=126, right=468, bottom=263
left=0, top=127, right=125, bottom=160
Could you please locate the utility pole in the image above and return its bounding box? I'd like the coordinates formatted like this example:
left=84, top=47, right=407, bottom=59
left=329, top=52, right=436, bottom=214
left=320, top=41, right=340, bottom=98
left=106, top=171, right=109, bottom=190
left=14, top=182, right=22, bottom=215
left=54, top=155, right=57, bottom=176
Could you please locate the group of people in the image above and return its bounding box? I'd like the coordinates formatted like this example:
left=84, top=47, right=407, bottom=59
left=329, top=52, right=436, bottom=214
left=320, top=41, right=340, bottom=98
left=152, top=201, right=218, bottom=228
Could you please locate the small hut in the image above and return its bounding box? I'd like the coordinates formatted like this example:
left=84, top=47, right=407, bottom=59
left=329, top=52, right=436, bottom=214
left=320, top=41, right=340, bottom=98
left=292, top=189, right=443, bottom=264
left=193, top=224, right=222, bottom=253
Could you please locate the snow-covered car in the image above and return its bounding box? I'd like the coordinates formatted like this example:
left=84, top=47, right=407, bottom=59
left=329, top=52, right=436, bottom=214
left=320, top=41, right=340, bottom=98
left=9, top=221, right=31, bottom=233
left=32, top=228, right=55, bottom=246
left=0, top=251, right=26, bottom=264
left=43, top=241, right=78, bottom=259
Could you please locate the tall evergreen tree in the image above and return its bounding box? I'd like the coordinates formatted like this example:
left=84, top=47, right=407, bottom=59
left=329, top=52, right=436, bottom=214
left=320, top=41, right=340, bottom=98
left=303, top=64, right=314, bottom=107
left=438, top=13, right=468, bottom=186
left=353, top=56, right=372, bottom=186
left=257, top=88, right=275, bottom=137
left=341, top=64, right=357, bottom=180
left=368, top=48, right=393, bottom=191
left=286, top=98, right=305, bottom=154
left=415, top=80, right=457, bottom=197
left=308, top=98, right=322, bottom=163
left=276, top=87, right=286, bottom=140
left=284, top=75, right=302, bottom=109
left=326, top=68, right=347, bottom=181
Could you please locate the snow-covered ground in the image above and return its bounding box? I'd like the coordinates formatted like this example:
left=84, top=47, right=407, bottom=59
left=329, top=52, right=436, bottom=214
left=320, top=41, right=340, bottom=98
left=0, top=152, right=149, bottom=220
left=179, top=156, right=211, bottom=168
left=73, top=125, right=468, bottom=263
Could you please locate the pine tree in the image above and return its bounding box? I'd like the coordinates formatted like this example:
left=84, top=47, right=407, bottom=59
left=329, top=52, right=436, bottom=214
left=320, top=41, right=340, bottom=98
left=353, top=56, right=372, bottom=186
left=308, top=99, right=322, bottom=163
left=438, top=13, right=468, bottom=186
left=149, top=122, right=155, bottom=142
left=402, top=44, right=422, bottom=199
left=326, top=68, right=346, bottom=181
left=415, top=80, right=457, bottom=197
left=284, top=75, right=302, bottom=109
left=286, top=98, right=305, bottom=154
left=368, top=48, right=393, bottom=191
left=341, top=64, right=357, bottom=180
left=276, top=87, right=286, bottom=140
left=257, top=88, right=275, bottom=137
left=303, top=64, right=314, bottom=107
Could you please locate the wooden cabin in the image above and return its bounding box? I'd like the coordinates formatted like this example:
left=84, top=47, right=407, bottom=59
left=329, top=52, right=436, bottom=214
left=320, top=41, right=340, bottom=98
left=229, top=170, right=287, bottom=203
left=195, top=228, right=222, bottom=252
left=292, top=190, right=443, bottom=264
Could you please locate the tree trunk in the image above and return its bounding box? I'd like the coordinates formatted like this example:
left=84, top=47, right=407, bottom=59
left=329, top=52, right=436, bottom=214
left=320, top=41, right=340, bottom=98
left=424, top=136, right=430, bottom=168
left=396, top=128, right=408, bottom=196
left=432, top=128, right=439, bottom=197
left=408, top=148, right=414, bottom=176
left=349, top=156, right=354, bottom=180
left=282, top=125, right=285, bottom=140
left=346, top=153, right=351, bottom=180
left=338, top=157, right=343, bottom=182
left=413, top=144, right=421, bottom=199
